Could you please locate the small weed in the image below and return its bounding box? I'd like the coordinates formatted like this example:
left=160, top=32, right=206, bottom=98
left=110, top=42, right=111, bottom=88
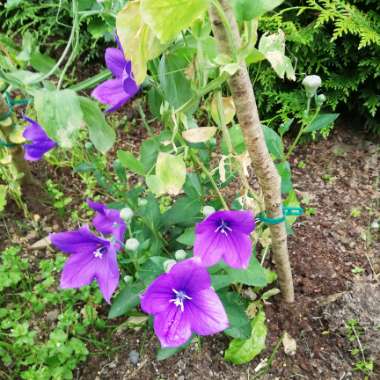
left=351, top=266, right=365, bottom=275
left=45, top=179, right=72, bottom=216
left=351, top=208, right=362, bottom=218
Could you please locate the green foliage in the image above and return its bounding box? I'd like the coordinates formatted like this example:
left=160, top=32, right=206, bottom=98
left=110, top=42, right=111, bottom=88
left=0, top=246, right=109, bottom=379
left=252, top=0, right=380, bottom=134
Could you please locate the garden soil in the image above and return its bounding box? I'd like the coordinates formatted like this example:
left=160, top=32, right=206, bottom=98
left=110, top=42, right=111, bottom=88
left=1, top=117, right=379, bottom=379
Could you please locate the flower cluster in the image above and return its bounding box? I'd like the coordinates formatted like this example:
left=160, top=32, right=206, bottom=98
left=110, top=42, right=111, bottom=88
left=51, top=204, right=255, bottom=347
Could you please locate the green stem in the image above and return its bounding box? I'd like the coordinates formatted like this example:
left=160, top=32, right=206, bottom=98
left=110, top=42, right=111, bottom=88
left=189, top=150, right=228, bottom=210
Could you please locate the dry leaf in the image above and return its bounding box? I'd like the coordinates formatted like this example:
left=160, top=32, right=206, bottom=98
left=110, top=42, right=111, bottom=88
left=282, top=331, right=297, bottom=356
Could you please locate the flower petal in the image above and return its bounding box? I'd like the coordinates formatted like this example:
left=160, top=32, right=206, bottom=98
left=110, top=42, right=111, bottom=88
left=91, top=78, right=129, bottom=111
left=60, top=250, right=97, bottom=289
left=87, top=199, right=125, bottom=239
left=187, top=288, right=229, bottom=335
left=23, top=117, right=49, bottom=140
left=122, top=62, right=139, bottom=96
left=24, top=140, right=56, bottom=161
left=105, top=47, right=126, bottom=78
left=193, top=229, right=224, bottom=267
left=94, top=245, right=120, bottom=303
left=140, top=273, right=175, bottom=315
left=154, top=304, right=192, bottom=348
left=170, top=259, right=211, bottom=294
left=222, top=230, right=252, bottom=269
left=50, top=226, right=109, bottom=255
left=196, top=210, right=255, bottom=235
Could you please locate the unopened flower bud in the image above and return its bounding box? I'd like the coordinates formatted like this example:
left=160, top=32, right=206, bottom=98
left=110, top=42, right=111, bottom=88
left=163, top=259, right=177, bottom=272
left=371, top=220, right=379, bottom=230
left=315, top=94, right=326, bottom=107
left=120, top=207, right=134, bottom=221
left=138, top=198, right=147, bottom=207
left=85, top=142, right=93, bottom=150
left=202, top=205, right=215, bottom=217
left=302, top=75, right=322, bottom=98
left=123, top=275, right=133, bottom=283
left=125, top=238, right=139, bottom=251
left=175, top=249, right=187, bottom=260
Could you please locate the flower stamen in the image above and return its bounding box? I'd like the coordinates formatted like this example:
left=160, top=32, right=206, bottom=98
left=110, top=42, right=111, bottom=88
left=215, top=220, right=232, bottom=235
left=169, top=288, right=192, bottom=312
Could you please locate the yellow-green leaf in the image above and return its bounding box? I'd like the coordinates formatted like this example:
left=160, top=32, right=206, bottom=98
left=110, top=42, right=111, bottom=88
left=182, top=127, right=217, bottom=143
left=224, top=309, right=267, bottom=365
left=141, top=0, right=209, bottom=43
left=9, top=125, right=26, bottom=144
left=116, top=0, right=165, bottom=84
left=210, top=96, right=236, bottom=125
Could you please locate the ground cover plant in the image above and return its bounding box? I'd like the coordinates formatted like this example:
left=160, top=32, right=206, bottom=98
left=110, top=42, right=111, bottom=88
left=0, top=0, right=379, bottom=379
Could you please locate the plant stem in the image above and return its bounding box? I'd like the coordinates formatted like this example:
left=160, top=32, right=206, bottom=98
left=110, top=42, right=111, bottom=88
left=209, top=0, right=294, bottom=302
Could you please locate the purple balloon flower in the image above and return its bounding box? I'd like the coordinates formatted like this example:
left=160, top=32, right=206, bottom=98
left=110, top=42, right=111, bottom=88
left=141, top=259, right=229, bottom=348
left=50, top=201, right=126, bottom=303
left=22, top=116, right=56, bottom=161
left=194, top=210, right=255, bottom=269
left=87, top=199, right=126, bottom=247
left=91, top=41, right=139, bottom=112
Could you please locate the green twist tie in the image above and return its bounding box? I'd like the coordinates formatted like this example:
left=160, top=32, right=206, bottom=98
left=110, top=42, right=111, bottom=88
left=0, top=139, right=17, bottom=148
left=256, top=206, right=304, bottom=225
left=4, top=92, right=32, bottom=113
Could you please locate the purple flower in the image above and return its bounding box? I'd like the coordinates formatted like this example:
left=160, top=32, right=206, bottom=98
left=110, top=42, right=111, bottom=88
left=87, top=200, right=126, bottom=246
left=141, top=259, right=229, bottom=348
left=22, top=116, right=56, bottom=161
left=50, top=226, right=119, bottom=303
left=50, top=201, right=126, bottom=303
left=91, top=41, right=139, bottom=112
left=194, top=210, right=255, bottom=269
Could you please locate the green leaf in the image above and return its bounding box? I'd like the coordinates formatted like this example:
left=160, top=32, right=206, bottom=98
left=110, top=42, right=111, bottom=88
left=224, top=309, right=267, bottom=364
left=162, top=197, right=201, bottom=227
left=138, top=256, right=167, bottom=286
left=34, top=89, right=83, bottom=148
left=116, top=1, right=165, bottom=84
left=141, top=0, right=209, bottom=43
left=232, top=0, right=284, bottom=21
left=159, top=49, right=195, bottom=109
left=0, top=185, right=7, bottom=213
left=221, top=125, right=246, bottom=155
left=156, top=338, right=192, bottom=360
left=176, top=227, right=195, bottom=246
left=284, top=190, right=301, bottom=226
left=108, top=282, right=145, bottom=319
left=219, top=292, right=251, bottom=339
left=258, top=30, right=295, bottom=81
left=140, top=136, right=161, bottom=172
left=276, top=161, right=293, bottom=194
left=139, top=193, right=161, bottom=230
left=303, top=113, right=339, bottom=133
left=30, top=52, right=58, bottom=75
left=148, top=153, right=187, bottom=196
left=262, top=125, right=284, bottom=160
left=117, top=150, right=146, bottom=176
left=226, top=256, right=276, bottom=287
left=80, top=97, right=115, bottom=154
left=183, top=173, right=203, bottom=199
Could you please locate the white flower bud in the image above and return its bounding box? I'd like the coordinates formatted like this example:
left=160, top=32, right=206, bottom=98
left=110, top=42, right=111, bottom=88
left=125, top=238, right=139, bottom=251
left=163, top=259, right=177, bottom=272
left=120, top=207, right=134, bottom=221
left=202, top=205, right=215, bottom=217
left=175, top=249, right=187, bottom=261
left=371, top=220, right=379, bottom=230
left=302, top=75, right=322, bottom=98
left=123, top=275, right=133, bottom=283
left=138, top=198, right=147, bottom=207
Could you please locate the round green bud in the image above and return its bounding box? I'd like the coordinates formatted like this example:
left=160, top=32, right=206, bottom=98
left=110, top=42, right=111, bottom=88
left=174, top=249, right=187, bottom=260
left=202, top=205, right=216, bottom=217
left=120, top=207, right=134, bottom=221
left=125, top=238, right=139, bottom=251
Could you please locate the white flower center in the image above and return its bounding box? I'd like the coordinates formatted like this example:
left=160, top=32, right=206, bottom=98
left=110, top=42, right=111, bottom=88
left=169, top=289, right=192, bottom=312
left=215, top=220, right=232, bottom=235
left=93, top=246, right=106, bottom=259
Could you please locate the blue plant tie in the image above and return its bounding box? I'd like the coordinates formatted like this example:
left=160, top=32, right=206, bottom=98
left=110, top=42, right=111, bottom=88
left=256, top=206, right=304, bottom=225
left=0, top=139, right=17, bottom=148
